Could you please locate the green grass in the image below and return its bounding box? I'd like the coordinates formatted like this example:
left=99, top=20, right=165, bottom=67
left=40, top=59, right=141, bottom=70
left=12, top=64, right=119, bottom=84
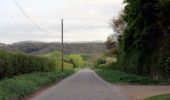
left=145, top=94, right=170, bottom=100
left=0, top=70, right=74, bottom=100
left=95, top=69, right=158, bottom=84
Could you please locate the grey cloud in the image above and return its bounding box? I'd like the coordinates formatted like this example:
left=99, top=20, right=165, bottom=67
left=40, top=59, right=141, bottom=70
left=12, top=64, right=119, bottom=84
left=0, top=0, right=123, bottom=43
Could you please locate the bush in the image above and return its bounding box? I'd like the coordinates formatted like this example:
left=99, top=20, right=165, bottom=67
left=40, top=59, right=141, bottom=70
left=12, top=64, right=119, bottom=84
left=97, top=63, right=112, bottom=69
left=97, top=57, right=106, bottom=65
left=44, top=51, right=74, bottom=70
left=0, top=71, right=74, bottom=100
left=56, top=60, right=73, bottom=70
left=0, top=50, right=56, bottom=79
left=69, top=54, right=84, bottom=68
left=82, top=62, right=93, bottom=68
left=80, top=53, right=91, bottom=61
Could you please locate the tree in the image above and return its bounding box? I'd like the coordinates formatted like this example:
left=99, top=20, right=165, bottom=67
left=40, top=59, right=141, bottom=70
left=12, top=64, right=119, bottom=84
left=105, top=11, right=126, bottom=57
left=110, top=11, right=127, bottom=40
left=69, top=54, right=84, bottom=68
left=105, top=34, right=119, bottom=56
left=115, top=0, right=170, bottom=79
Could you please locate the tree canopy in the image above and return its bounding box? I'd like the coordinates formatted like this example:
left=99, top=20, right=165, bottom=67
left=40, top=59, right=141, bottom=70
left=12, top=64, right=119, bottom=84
left=108, top=0, right=170, bottom=79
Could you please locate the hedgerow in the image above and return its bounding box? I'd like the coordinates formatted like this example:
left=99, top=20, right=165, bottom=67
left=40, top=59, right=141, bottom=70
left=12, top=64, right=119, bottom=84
left=0, top=50, right=56, bottom=79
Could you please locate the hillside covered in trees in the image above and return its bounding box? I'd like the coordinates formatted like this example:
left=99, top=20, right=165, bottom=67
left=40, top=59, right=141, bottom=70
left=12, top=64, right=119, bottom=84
left=0, top=43, right=5, bottom=46
left=0, top=41, right=106, bottom=55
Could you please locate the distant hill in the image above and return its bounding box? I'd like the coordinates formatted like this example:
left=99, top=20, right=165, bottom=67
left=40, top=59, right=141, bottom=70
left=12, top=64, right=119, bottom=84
left=0, top=43, right=5, bottom=46
left=0, top=41, right=107, bottom=54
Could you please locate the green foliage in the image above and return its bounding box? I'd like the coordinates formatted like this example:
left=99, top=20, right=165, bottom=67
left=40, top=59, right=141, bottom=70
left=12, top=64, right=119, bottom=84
left=145, top=93, right=170, bottom=100
left=94, top=57, right=116, bottom=69
left=45, top=51, right=87, bottom=69
left=69, top=54, right=84, bottom=68
left=95, top=69, right=158, bottom=84
left=0, top=50, right=56, bottom=79
left=97, top=57, right=106, bottom=65
left=80, top=53, right=91, bottom=61
left=80, top=53, right=91, bottom=68
left=0, top=71, right=74, bottom=100
left=44, top=51, right=73, bottom=70
left=55, top=60, right=73, bottom=70
left=105, top=12, right=126, bottom=57
left=82, top=62, right=93, bottom=68
left=112, top=0, right=170, bottom=79
left=97, top=63, right=112, bottom=69
left=45, top=51, right=62, bottom=60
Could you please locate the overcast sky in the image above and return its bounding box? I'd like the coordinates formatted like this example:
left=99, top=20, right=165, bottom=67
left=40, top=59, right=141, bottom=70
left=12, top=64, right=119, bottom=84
left=0, top=0, right=124, bottom=44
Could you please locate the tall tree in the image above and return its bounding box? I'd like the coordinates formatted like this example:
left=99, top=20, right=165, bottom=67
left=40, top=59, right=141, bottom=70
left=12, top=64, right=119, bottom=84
left=112, top=0, right=170, bottom=79
left=105, top=12, right=126, bottom=57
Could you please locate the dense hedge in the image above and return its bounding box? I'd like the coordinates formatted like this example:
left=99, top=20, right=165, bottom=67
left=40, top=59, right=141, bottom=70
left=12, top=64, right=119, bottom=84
left=0, top=71, right=74, bottom=100
left=0, top=50, right=56, bottom=79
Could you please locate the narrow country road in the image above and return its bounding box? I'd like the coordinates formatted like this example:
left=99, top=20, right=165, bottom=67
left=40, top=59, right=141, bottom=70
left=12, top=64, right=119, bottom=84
left=31, top=69, right=130, bottom=100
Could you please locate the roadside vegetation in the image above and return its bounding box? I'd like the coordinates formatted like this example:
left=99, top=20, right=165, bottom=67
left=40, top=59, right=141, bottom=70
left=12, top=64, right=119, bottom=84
left=145, top=93, right=170, bottom=100
left=0, top=71, right=74, bottom=100
left=0, top=47, right=101, bottom=99
left=94, top=0, right=170, bottom=84
left=44, top=51, right=74, bottom=70
left=0, top=0, right=169, bottom=99
left=68, top=54, right=84, bottom=68
left=0, top=50, right=76, bottom=99
left=45, top=51, right=84, bottom=69
left=0, top=50, right=56, bottom=79
left=95, top=69, right=158, bottom=84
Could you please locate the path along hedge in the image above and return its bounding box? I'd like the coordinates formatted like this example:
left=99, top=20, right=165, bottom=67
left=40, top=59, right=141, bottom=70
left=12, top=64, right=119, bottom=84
left=0, top=50, right=56, bottom=79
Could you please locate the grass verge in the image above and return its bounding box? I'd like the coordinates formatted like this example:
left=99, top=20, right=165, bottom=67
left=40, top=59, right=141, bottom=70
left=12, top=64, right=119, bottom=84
left=95, top=69, right=158, bottom=84
left=145, top=94, right=170, bottom=100
left=0, top=70, right=74, bottom=100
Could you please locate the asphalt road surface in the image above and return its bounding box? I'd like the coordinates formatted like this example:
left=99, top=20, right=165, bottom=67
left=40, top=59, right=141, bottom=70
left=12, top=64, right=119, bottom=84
left=31, top=69, right=130, bottom=100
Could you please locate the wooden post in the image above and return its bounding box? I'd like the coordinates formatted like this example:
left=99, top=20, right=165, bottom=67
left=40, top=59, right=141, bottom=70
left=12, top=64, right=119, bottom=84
left=61, top=19, right=64, bottom=72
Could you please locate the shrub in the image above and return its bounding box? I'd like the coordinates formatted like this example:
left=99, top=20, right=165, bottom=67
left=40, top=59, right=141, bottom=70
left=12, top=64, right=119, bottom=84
left=80, top=53, right=91, bottom=61
left=69, top=54, right=84, bottom=68
left=97, top=63, right=112, bottom=69
left=82, top=62, right=93, bottom=68
left=44, top=51, right=74, bottom=70
left=97, top=57, right=106, bottom=65
left=0, top=50, right=56, bottom=79
left=56, top=60, right=73, bottom=70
